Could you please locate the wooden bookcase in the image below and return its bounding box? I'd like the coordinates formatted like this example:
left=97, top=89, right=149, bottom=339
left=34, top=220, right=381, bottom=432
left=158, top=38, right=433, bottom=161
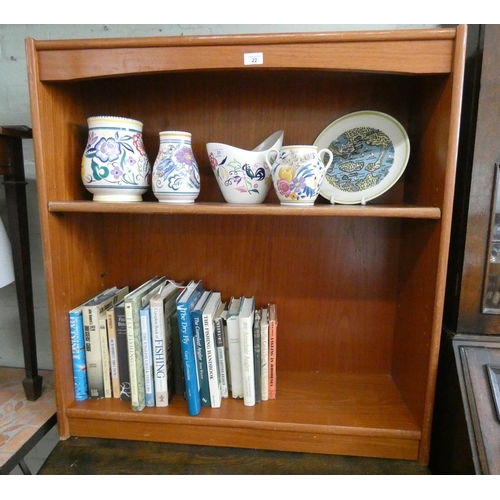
left=26, top=26, right=467, bottom=465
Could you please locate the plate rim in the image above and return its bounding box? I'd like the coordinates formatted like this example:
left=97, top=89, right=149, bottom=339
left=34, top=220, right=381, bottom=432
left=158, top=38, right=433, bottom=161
left=314, top=110, right=410, bottom=205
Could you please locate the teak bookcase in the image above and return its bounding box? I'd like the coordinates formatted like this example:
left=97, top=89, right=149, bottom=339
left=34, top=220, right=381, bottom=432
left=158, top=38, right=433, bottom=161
left=26, top=26, right=467, bottom=465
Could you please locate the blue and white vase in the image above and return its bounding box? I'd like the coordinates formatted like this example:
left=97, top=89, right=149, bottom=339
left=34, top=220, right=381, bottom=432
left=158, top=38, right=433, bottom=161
left=152, top=131, right=201, bottom=203
left=81, top=116, right=151, bottom=202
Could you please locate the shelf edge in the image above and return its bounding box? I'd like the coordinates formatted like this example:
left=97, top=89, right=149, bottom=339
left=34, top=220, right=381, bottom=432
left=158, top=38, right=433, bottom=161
left=47, top=201, right=442, bottom=219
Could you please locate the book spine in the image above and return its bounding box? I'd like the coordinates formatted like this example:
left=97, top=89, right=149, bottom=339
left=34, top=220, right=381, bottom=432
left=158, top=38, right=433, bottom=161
left=125, top=301, right=146, bottom=411
left=171, top=311, right=185, bottom=397
left=214, top=315, right=228, bottom=398
left=151, top=301, right=168, bottom=406
left=203, top=311, right=221, bottom=408
left=106, top=308, right=120, bottom=398
left=193, top=309, right=210, bottom=407
left=177, top=303, right=201, bottom=416
left=253, top=310, right=261, bottom=404
left=141, top=307, right=155, bottom=407
left=268, top=305, right=277, bottom=400
left=69, top=310, right=88, bottom=401
left=115, top=305, right=131, bottom=401
left=99, top=315, right=112, bottom=398
left=260, top=310, right=269, bottom=402
left=239, top=308, right=255, bottom=406
left=83, top=306, right=105, bottom=399
left=227, top=315, right=243, bottom=399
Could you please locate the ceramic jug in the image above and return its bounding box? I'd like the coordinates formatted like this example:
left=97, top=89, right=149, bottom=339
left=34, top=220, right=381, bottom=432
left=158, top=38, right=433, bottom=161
left=152, top=131, right=200, bottom=203
left=81, top=116, right=151, bottom=202
left=266, top=145, right=333, bottom=205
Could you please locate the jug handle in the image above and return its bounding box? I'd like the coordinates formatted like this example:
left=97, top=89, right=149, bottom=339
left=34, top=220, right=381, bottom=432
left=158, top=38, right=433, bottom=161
left=265, top=148, right=279, bottom=168
left=319, top=148, right=333, bottom=170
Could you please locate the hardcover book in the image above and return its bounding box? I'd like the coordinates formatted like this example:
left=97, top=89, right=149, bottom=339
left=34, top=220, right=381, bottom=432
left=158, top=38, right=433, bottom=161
left=101, top=287, right=129, bottom=399
left=69, top=288, right=118, bottom=401
left=226, top=297, right=243, bottom=399
left=202, top=291, right=222, bottom=408
left=176, top=280, right=204, bottom=416
left=106, top=304, right=120, bottom=398
left=239, top=296, right=256, bottom=406
left=140, top=303, right=155, bottom=407
left=268, top=303, right=278, bottom=400
left=82, top=286, right=126, bottom=399
left=253, top=308, right=262, bottom=404
left=192, top=290, right=212, bottom=407
left=115, top=300, right=131, bottom=401
left=99, top=312, right=113, bottom=398
left=150, top=281, right=183, bottom=407
left=260, top=307, right=269, bottom=402
left=214, top=301, right=228, bottom=398
left=124, top=276, right=166, bottom=411
left=171, top=310, right=185, bottom=397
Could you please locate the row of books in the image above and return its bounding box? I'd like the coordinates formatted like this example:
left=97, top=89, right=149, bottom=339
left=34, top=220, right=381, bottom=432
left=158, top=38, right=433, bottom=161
left=69, top=276, right=278, bottom=415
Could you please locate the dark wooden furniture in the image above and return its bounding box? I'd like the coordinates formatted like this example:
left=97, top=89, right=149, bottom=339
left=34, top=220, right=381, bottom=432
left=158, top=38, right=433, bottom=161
left=430, top=25, right=500, bottom=475
left=0, top=125, right=42, bottom=401
left=26, top=27, right=466, bottom=466
left=38, top=436, right=430, bottom=475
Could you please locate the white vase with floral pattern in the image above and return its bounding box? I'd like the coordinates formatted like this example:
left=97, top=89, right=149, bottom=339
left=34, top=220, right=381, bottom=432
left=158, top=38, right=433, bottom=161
left=266, top=145, right=333, bottom=206
left=81, top=116, right=151, bottom=202
left=152, top=131, right=201, bottom=203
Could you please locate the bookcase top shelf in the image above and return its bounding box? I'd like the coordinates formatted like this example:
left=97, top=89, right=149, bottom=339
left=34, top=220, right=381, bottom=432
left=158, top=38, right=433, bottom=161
left=47, top=201, right=442, bottom=219
left=29, top=28, right=456, bottom=81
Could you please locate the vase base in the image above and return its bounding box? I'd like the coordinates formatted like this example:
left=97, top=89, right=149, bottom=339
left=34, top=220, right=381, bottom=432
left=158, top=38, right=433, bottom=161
left=280, top=202, right=315, bottom=206
left=157, top=199, right=196, bottom=204
left=93, top=194, right=143, bottom=202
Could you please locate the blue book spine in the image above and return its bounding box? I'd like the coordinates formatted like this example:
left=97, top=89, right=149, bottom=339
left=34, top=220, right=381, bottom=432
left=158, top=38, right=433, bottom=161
left=193, top=305, right=210, bottom=407
left=176, top=282, right=203, bottom=416
left=140, top=305, right=155, bottom=407
left=69, top=308, right=89, bottom=401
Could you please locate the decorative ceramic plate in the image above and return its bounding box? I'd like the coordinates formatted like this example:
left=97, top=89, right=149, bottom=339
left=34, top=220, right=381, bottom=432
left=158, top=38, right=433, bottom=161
left=314, top=111, right=410, bottom=205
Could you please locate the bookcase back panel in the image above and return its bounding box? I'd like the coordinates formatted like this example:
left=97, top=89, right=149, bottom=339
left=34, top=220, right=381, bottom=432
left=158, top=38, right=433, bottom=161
left=51, top=212, right=406, bottom=375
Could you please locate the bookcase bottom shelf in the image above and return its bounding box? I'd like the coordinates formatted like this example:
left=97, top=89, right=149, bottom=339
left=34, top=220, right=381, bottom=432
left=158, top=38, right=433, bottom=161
left=63, top=372, right=421, bottom=461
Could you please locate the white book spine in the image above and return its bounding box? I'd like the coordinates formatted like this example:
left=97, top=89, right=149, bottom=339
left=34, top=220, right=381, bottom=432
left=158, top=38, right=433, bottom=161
left=202, top=295, right=222, bottom=408
left=151, top=301, right=168, bottom=406
left=260, top=309, right=269, bottom=402
left=239, top=298, right=255, bottom=407
left=215, top=315, right=228, bottom=398
left=227, top=314, right=243, bottom=399
left=125, top=301, right=141, bottom=410
left=140, top=308, right=155, bottom=407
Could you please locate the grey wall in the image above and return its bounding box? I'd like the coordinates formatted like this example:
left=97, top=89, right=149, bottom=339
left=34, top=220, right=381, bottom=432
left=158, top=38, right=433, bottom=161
left=0, top=24, right=437, bottom=370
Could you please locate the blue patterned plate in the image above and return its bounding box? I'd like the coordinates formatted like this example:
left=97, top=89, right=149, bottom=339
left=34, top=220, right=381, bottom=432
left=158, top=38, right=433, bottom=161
left=314, top=111, right=410, bottom=205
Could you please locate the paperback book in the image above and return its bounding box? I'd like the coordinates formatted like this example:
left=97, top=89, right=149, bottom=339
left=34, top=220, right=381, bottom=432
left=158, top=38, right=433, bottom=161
left=268, top=303, right=278, bottom=400
left=260, top=307, right=269, bottom=402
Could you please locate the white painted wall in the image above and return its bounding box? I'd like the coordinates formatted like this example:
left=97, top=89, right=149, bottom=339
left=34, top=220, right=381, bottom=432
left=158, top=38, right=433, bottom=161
left=0, top=24, right=438, bottom=370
